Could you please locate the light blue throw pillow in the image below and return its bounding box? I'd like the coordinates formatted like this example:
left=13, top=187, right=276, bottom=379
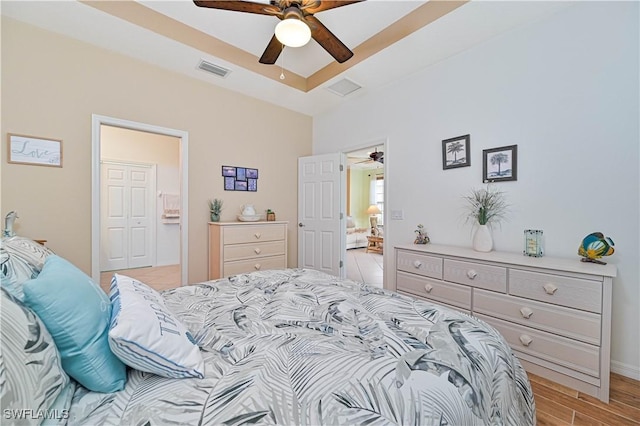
left=22, top=255, right=127, bottom=393
left=108, top=274, right=204, bottom=379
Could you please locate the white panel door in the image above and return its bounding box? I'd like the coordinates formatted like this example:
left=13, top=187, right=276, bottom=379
left=297, top=153, right=345, bottom=277
left=101, top=162, right=154, bottom=271
left=128, top=168, right=153, bottom=268
left=101, top=164, right=128, bottom=271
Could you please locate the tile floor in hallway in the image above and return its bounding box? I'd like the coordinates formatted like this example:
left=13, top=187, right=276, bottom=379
left=346, top=247, right=384, bottom=288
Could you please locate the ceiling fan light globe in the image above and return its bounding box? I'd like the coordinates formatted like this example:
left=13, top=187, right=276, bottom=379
left=275, top=18, right=311, bottom=48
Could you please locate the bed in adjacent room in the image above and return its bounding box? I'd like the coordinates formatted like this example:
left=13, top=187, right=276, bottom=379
left=1, top=236, right=535, bottom=425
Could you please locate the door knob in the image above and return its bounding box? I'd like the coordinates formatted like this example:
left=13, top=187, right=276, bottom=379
left=298, top=223, right=305, bottom=227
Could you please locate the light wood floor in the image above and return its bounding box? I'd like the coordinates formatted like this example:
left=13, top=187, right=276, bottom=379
left=100, top=263, right=639, bottom=425
left=99, top=264, right=180, bottom=294
left=530, top=371, right=639, bottom=425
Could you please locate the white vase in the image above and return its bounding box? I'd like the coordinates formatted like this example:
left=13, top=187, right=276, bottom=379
left=472, top=224, right=493, bottom=252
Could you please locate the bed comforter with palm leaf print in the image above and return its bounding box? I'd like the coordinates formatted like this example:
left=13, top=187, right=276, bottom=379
left=67, top=268, right=535, bottom=425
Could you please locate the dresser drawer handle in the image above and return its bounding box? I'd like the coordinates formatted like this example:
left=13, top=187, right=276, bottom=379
left=424, top=284, right=433, bottom=293
left=254, top=248, right=262, bottom=254
left=543, top=283, right=558, bottom=295
left=254, top=263, right=261, bottom=270
left=519, top=335, right=533, bottom=347
left=520, top=307, right=534, bottom=319
left=413, top=260, right=423, bottom=268
left=466, top=270, right=477, bottom=280
left=254, top=233, right=262, bottom=239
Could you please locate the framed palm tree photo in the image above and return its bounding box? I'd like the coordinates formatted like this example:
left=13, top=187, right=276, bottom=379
left=442, top=134, right=470, bottom=169
left=483, top=144, right=517, bottom=182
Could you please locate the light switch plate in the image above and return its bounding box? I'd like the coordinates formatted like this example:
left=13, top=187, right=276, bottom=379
left=390, top=209, right=404, bottom=220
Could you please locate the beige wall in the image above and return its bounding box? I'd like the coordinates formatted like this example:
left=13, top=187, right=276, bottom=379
left=1, top=18, right=312, bottom=283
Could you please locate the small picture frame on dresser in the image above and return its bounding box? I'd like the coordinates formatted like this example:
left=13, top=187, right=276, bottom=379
left=523, top=229, right=544, bottom=257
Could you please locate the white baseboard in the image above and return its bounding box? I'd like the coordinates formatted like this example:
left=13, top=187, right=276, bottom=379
left=611, top=360, right=640, bottom=380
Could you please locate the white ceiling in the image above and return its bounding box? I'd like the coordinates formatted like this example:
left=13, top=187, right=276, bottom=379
left=2, top=1, right=571, bottom=116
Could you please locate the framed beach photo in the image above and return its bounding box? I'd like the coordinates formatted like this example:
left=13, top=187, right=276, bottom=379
left=483, top=145, right=518, bottom=182
left=7, top=133, right=63, bottom=167
left=236, top=167, right=246, bottom=181
left=246, top=168, right=258, bottom=179
left=235, top=180, right=248, bottom=191
left=248, top=178, right=257, bottom=192
left=224, top=176, right=235, bottom=190
left=222, top=166, right=236, bottom=177
left=442, top=134, right=470, bottom=170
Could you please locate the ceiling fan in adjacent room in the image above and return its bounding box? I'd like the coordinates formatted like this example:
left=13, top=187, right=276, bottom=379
left=355, top=149, right=384, bottom=165
left=193, top=0, right=364, bottom=64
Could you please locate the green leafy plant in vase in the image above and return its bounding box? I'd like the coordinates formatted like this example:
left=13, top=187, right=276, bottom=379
left=463, top=184, right=509, bottom=252
left=208, top=198, right=223, bottom=222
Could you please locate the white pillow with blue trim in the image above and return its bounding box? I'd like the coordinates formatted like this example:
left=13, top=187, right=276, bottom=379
left=108, top=274, right=205, bottom=379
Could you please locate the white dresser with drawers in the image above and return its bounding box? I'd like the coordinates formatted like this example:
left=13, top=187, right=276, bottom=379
left=395, top=244, right=616, bottom=402
left=208, top=221, right=288, bottom=280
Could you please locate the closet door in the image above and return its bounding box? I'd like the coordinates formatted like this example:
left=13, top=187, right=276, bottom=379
left=101, top=162, right=154, bottom=271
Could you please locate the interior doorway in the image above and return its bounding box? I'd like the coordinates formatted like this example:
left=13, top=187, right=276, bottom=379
left=344, top=142, right=385, bottom=287
left=91, top=115, right=189, bottom=287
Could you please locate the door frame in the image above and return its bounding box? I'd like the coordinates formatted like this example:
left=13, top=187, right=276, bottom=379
left=343, top=137, right=389, bottom=287
left=91, top=114, right=189, bottom=285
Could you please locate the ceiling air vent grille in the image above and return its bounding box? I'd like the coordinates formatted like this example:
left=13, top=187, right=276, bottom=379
left=326, top=78, right=362, bottom=97
left=197, top=60, right=231, bottom=78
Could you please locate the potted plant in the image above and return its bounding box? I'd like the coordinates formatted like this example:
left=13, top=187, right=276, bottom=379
left=463, top=184, right=508, bottom=252
left=208, top=198, right=223, bottom=222
left=266, top=209, right=276, bottom=221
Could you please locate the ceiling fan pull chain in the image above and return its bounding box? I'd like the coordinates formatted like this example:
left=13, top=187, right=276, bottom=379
left=280, top=45, right=286, bottom=80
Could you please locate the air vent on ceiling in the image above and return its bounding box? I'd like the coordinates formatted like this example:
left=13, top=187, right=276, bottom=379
left=197, top=59, right=231, bottom=78
left=326, top=78, right=362, bottom=97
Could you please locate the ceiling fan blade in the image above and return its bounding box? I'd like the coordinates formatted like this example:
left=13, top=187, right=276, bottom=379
left=303, top=0, right=364, bottom=15
left=305, top=15, right=353, bottom=63
left=193, top=1, right=280, bottom=16
left=259, top=35, right=284, bottom=64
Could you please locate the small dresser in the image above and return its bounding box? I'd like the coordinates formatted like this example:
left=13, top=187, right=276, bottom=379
left=208, top=221, right=288, bottom=279
left=395, top=243, right=617, bottom=402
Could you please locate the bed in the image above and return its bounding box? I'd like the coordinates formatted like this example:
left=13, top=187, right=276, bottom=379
left=1, top=236, right=535, bottom=425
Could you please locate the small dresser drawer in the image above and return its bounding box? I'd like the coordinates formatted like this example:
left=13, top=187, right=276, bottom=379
left=474, top=289, right=601, bottom=345
left=223, top=241, right=286, bottom=262
left=476, top=314, right=600, bottom=378
left=223, top=224, right=286, bottom=244
left=223, top=255, right=286, bottom=277
left=397, top=271, right=471, bottom=310
left=509, top=269, right=602, bottom=313
left=396, top=250, right=443, bottom=279
left=444, top=259, right=506, bottom=292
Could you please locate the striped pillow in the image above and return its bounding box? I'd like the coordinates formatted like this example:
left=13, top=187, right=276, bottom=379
left=108, top=274, right=204, bottom=379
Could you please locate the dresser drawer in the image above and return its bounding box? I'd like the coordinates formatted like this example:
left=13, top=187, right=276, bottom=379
left=223, top=255, right=286, bottom=277
left=476, top=314, right=600, bottom=378
left=509, top=269, right=602, bottom=313
left=396, top=250, right=443, bottom=279
left=444, top=259, right=506, bottom=292
left=223, top=241, right=286, bottom=262
left=397, top=271, right=471, bottom=309
left=474, top=289, right=601, bottom=345
left=223, top=224, right=286, bottom=244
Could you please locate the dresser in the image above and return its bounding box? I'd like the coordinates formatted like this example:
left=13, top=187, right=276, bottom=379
left=208, top=221, right=288, bottom=279
left=395, top=244, right=616, bottom=402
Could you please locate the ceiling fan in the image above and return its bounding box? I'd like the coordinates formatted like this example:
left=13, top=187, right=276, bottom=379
left=355, top=149, right=384, bottom=165
left=193, top=0, right=364, bottom=65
